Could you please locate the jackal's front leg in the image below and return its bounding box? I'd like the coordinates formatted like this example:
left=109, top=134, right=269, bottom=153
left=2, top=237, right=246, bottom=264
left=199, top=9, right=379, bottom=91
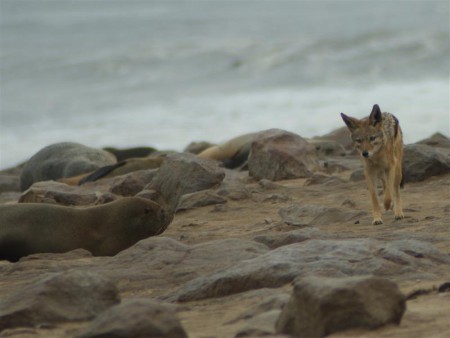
left=393, top=159, right=404, bottom=220
left=365, top=169, right=383, bottom=225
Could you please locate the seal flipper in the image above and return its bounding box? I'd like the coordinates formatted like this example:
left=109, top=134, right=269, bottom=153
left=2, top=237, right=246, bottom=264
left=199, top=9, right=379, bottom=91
left=222, top=142, right=251, bottom=169
left=79, top=161, right=127, bottom=185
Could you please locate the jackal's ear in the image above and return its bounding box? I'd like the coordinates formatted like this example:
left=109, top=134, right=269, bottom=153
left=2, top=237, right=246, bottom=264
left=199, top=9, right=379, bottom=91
left=340, top=113, right=359, bottom=131
left=369, top=104, right=382, bottom=126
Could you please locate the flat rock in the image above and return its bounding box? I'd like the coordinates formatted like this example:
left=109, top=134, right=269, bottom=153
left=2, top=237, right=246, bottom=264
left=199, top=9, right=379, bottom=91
left=253, top=227, right=326, bottom=249
left=18, top=181, right=118, bottom=206
left=0, top=270, right=119, bottom=331
left=173, top=238, right=450, bottom=302
left=77, top=299, right=187, bottom=338
left=20, top=142, right=116, bottom=191
left=276, top=276, right=406, bottom=337
left=278, top=204, right=366, bottom=226
left=177, top=190, right=227, bottom=212
left=248, top=129, right=319, bottom=181
left=93, top=237, right=270, bottom=295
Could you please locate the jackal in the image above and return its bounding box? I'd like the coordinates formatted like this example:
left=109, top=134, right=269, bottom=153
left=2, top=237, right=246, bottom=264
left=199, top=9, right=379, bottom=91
left=341, top=104, right=404, bottom=225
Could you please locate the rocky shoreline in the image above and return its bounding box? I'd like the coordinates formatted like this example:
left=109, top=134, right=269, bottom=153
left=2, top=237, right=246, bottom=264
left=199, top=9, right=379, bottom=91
left=0, top=128, right=449, bottom=338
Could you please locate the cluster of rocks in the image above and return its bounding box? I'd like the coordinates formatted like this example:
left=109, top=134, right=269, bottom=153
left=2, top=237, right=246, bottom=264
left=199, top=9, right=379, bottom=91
left=0, top=128, right=449, bottom=337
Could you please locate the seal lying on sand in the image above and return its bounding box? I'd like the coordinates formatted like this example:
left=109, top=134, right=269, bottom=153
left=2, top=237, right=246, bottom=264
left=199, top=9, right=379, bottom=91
left=0, top=197, right=172, bottom=262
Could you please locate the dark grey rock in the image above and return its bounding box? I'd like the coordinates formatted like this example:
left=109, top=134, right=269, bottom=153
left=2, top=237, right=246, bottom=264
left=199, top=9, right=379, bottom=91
left=148, top=153, right=225, bottom=212
left=248, top=129, right=319, bottom=181
left=0, top=270, right=119, bottom=331
left=109, top=169, right=158, bottom=196
left=77, top=299, right=187, bottom=338
left=20, top=142, right=116, bottom=191
left=403, top=144, right=450, bottom=182
left=276, top=276, right=406, bottom=337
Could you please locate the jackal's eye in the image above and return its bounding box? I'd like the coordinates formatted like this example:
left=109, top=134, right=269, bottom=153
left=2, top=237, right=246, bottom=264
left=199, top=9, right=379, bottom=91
left=369, top=135, right=377, bottom=141
left=354, top=138, right=362, bottom=143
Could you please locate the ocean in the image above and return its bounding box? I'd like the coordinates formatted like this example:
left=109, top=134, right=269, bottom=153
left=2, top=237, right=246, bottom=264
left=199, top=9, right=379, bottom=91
left=1, top=0, right=449, bottom=169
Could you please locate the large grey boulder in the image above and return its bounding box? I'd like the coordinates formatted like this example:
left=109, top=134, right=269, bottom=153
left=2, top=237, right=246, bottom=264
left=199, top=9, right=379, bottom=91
left=248, top=129, right=319, bottom=181
left=20, top=142, right=116, bottom=191
left=0, top=270, right=119, bottom=331
left=147, top=153, right=225, bottom=212
left=77, top=299, right=187, bottom=338
left=276, top=276, right=406, bottom=337
left=403, top=144, right=450, bottom=182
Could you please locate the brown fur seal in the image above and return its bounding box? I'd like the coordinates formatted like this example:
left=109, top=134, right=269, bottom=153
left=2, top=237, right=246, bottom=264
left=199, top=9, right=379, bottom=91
left=197, top=133, right=256, bottom=169
left=0, top=197, right=172, bottom=262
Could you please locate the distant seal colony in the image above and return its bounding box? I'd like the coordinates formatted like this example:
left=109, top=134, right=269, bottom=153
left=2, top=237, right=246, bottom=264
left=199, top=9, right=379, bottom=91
left=0, top=197, right=172, bottom=262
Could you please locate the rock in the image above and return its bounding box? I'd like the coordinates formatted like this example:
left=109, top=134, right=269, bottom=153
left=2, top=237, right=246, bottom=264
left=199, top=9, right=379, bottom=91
left=109, top=169, right=158, bottom=196
left=253, top=228, right=326, bottom=249
left=77, top=299, right=187, bottom=338
left=315, top=126, right=355, bottom=151
left=87, top=237, right=269, bottom=296
left=403, top=144, right=450, bottom=182
left=308, top=138, right=346, bottom=158
left=0, top=175, right=20, bottom=193
left=416, top=132, right=450, bottom=149
left=216, top=183, right=251, bottom=201
left=248, top=129, right=319, bottom=181
left=304, top=173, right=346, bottom=186
left=20, top=142, right=117, bottom=191
left=278, top=204, right=366, bottom=226
left=177, top=190, right=227, bottom=212
left=235, top=310, right=281, bottom=337
left=230, top=292, right=289, bottom=324
left=173, top=238, right=449, bottom=302
left=18, top=181, right=118, bottom=206
left=0, top=270, right=119, bottom=331
left=148, top=153, right=225, bottom=212
left=275, top=276, right=406, bottom=337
